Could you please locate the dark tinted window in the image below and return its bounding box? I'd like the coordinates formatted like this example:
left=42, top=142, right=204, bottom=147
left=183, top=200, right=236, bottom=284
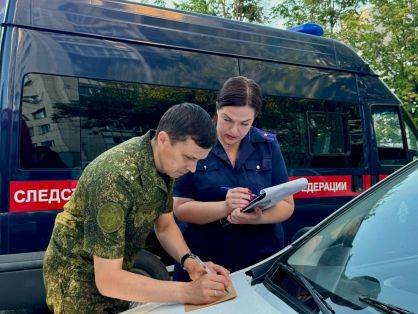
left=308, top=112, right=349, bottom=155
left=20, top=74, right=217, bottom=169
left=371, top=105, right=407, bottom=165
left=402, top=109, right=418, bottom=160
left=256, top=96, right=363, bottom=168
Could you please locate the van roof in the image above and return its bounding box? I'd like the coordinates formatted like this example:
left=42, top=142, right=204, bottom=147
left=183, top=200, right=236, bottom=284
left=5, top=0, right=373, bottom=74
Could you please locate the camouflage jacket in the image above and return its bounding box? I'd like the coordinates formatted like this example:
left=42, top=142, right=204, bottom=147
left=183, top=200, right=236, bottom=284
left=43, top=130, right=173, bottom=312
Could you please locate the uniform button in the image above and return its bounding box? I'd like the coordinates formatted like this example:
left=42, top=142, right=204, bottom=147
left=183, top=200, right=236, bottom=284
left=203, top=165, right=207, bottom=170
left=256, top=165, right=260, bottom=170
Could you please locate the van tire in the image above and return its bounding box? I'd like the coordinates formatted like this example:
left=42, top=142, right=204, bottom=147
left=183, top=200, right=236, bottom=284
left=131, top=250, right=170, bottom=281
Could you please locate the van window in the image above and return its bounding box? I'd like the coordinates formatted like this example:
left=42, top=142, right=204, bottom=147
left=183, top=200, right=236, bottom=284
left=307, top=111, right=349, bottom=155
left=257, top=96, right=363, bottom=168
left=371, top=105, right=407, bottom=164
left=401, top=109, right=418, bottom=160
left=19, top=73, right=217, bottom=169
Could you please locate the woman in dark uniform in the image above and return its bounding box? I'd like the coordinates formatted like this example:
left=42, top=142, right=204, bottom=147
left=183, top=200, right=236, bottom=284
left=173, top=76, right=294, bottom=281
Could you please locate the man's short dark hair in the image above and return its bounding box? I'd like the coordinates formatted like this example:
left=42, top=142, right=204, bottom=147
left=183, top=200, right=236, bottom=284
left=156, top=103, right=217, bottom=149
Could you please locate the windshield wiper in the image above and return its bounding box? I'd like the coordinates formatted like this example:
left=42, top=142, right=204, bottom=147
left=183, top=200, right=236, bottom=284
left=359, top=296, right=414, bottom=314
left=276, top=263, right=335, bottom=314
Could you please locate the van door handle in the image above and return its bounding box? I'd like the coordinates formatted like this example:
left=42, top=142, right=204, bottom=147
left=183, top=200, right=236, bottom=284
left=352, top=175, right=363, bottom=192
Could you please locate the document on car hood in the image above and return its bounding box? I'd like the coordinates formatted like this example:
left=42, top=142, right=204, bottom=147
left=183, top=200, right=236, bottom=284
left=184, top=283, right=237, bottom=312
left=242, top=178, right=308, bottom=213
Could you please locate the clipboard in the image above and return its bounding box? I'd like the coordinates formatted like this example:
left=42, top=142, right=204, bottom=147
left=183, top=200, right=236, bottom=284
left=184, top=283, right=237, bottom=312
left=242, top=178, right=308, bottom=213
left=221, top=178, right=308, bottom=227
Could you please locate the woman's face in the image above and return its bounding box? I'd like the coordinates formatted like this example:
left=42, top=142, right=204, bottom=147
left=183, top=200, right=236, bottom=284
left=216, top=105, right=255, bottom=147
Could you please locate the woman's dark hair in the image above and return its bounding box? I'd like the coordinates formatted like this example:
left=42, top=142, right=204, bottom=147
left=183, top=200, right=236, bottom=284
left=217, top=76, right=262, bottom=116
left=156, top=102, right=217, bottom=149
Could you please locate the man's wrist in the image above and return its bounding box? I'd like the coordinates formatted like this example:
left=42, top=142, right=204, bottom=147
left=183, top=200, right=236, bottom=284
left=180, top=252, right=196, bottom=269
left=175, top=281, right=190, bottom=303
left=183, top=257, right=198, bottom=273
left=222, top=201, right=229, bottom=217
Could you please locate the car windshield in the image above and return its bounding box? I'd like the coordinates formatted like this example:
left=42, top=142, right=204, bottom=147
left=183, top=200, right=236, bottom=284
left=268, top=161, right=418, bottom=313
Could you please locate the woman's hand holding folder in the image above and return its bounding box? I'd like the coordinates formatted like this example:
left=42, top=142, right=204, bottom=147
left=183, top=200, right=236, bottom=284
left=222, top=187, right=253, bottom=216
left=227, top=206, right=263, bottom=224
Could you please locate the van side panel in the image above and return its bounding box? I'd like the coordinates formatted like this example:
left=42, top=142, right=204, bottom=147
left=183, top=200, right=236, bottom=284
left=3, top=1, right=413, bottom=255
left=357, top=75, right=412, bottom=179
left=0, top=25, right=21, bottom=253
left=12, top=0, right=336, bottom=69
left=0, top=27, right=17, bottom=213
left=6, top=27, right=239, bottom=254
left=358, top=76, right=400, bottom=103
left=8, top=0, right=372, bottom=73
left=240, top=59, right=358, bottom=103
left=240, top=58, right=367, bottom=242
left=12, top=30, right=237, bottom=91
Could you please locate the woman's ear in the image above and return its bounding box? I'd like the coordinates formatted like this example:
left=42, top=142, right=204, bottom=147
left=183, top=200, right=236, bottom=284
left=212, top=112, right=218, bottom=124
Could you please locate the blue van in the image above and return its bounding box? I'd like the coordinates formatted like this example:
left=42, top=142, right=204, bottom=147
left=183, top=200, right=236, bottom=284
left=1, top=0, right=417, bottom=259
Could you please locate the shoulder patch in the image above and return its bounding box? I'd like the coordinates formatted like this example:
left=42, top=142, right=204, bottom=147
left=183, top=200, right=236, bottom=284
left=251, top=127, right=277, bottom=143
left=262, top=131, right=276, bottom=141
left=122, top=164, right=140, bottom=182
left=97, top=203, right=124, bottom=233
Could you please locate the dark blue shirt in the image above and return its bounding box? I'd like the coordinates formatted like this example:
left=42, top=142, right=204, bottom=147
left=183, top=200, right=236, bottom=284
left=173, top=127, right=289, bottom=279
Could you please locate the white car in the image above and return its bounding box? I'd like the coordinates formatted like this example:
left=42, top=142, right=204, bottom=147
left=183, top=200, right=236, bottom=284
left=126, top=160, right=418, bottom=313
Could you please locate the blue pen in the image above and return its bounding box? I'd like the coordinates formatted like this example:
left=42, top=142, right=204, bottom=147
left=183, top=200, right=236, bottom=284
left=220, top=186, right=231, bottom=193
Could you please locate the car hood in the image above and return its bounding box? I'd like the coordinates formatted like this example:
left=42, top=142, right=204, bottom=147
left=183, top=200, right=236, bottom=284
left=123, top=269, right=296, bottom=313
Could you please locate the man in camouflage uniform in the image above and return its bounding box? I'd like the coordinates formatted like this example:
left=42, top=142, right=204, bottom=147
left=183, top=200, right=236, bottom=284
left=43, top=103, right=230, bottom=313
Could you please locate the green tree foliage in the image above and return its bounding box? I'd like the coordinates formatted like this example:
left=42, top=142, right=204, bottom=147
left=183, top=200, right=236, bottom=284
left=271, top=0, right=417, bottom=123
left=339, top=0, right=417, bottom=124
left=174, top=0, right=266, bottom=23
left=137, top=0, right=166, bottom=7
left=271, top=0, right=366, bottom=36
left=372, top=107, right=405, bottom=148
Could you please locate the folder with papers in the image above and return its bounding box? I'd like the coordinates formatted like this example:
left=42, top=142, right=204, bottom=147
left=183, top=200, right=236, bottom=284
left=241, top=178, right=308, bottom=213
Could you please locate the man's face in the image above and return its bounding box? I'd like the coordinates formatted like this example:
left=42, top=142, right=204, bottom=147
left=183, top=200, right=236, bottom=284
left=157, top=132, right=210, bottom=178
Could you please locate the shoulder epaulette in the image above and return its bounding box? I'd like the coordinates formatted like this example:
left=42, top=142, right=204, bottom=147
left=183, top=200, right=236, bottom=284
left=251, top=127, right=277, bottom=142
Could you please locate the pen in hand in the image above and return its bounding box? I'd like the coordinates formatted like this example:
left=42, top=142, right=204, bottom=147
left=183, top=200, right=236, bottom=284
left=193, top=256, right=229, bottom=294
left=220, top=186, right=257, bottom=200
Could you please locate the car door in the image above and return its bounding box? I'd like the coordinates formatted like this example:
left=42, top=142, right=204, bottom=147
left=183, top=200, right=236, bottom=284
left=370, top=104, right=417, bottom=182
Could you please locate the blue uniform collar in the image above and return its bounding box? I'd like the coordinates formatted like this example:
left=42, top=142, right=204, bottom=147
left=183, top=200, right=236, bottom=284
left=211, top=141, right=230, bottom=165
left=211, top=127, right=272, bottom=169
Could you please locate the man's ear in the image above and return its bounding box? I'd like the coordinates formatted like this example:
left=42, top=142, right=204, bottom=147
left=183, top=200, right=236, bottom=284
left=157, top=131, right=169, bottom=145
